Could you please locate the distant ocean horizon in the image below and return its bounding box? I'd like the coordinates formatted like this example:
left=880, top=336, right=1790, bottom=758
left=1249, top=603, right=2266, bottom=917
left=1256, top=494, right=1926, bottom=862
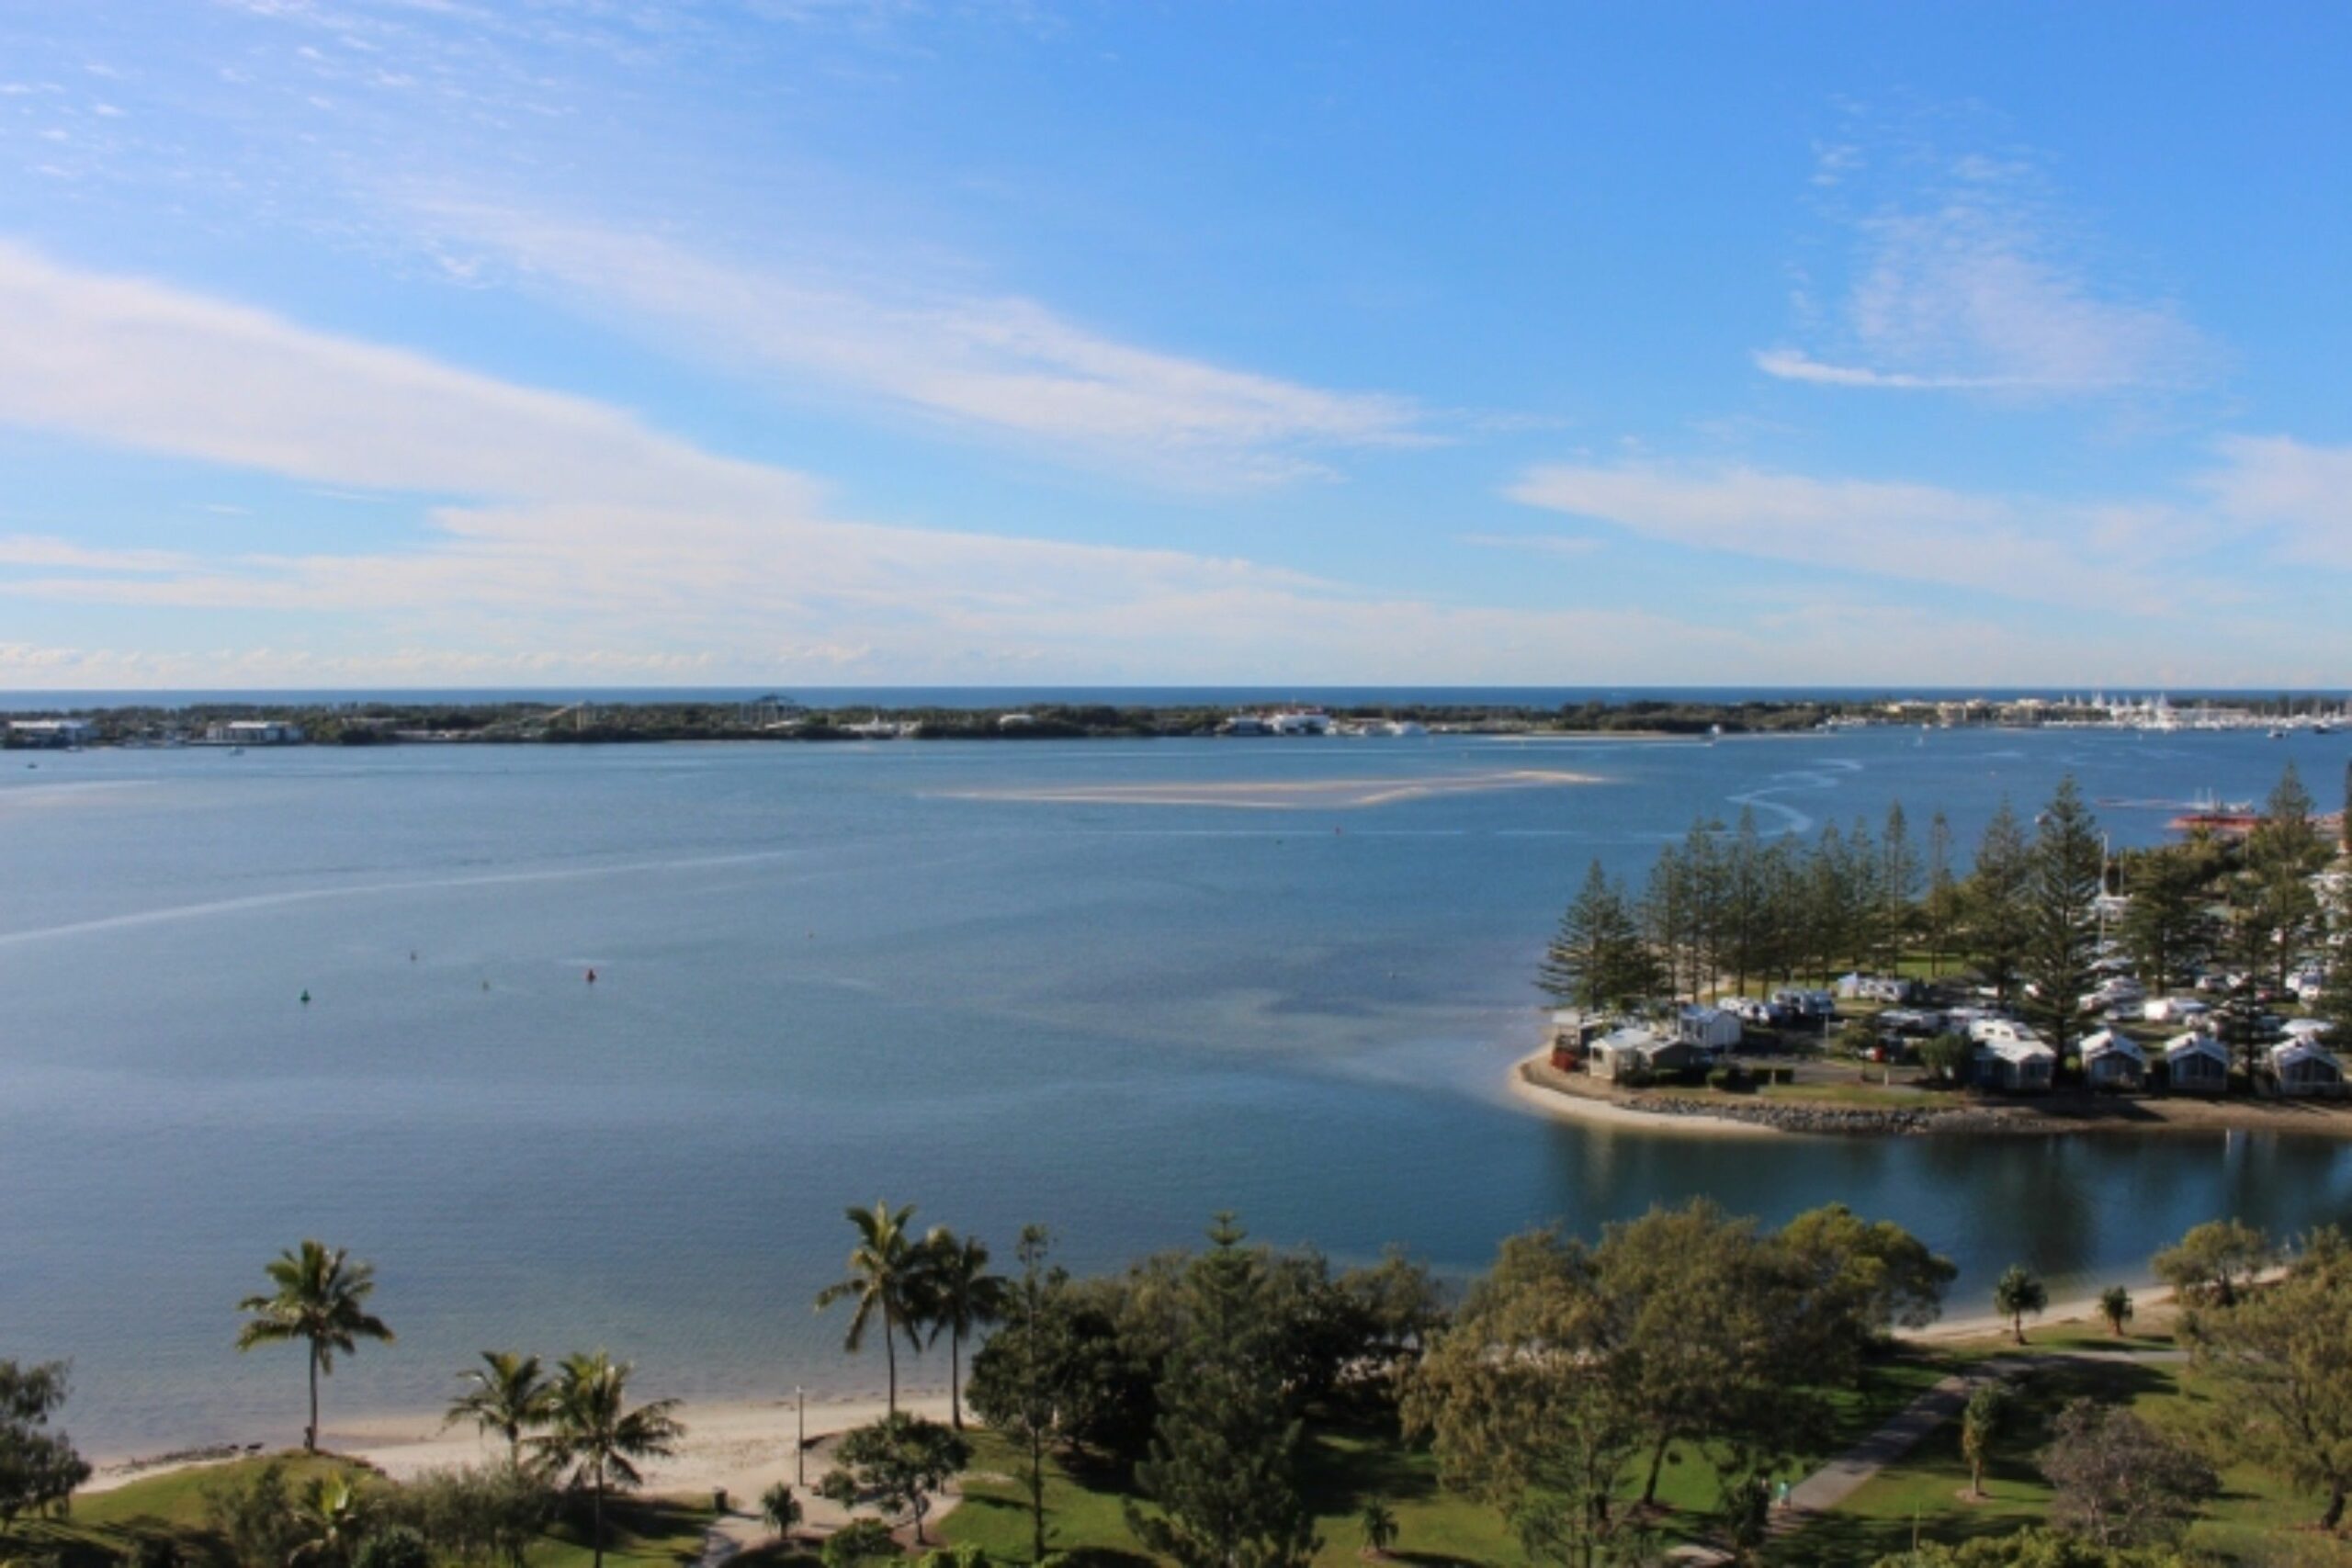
left=5, top=683, right=2348, bottom=711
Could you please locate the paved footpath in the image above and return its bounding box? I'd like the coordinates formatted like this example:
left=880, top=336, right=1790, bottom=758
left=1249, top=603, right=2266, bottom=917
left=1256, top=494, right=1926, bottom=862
left=1667, top=1344, right=2186, bottom=1563
left=1772, top=1348, right=2188, bottom=1531
left=1774, top=1357, right=2027, bottom=1526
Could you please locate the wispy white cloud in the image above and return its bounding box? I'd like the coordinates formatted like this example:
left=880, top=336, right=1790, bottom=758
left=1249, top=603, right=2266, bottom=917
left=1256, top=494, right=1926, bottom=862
left=410, top=207, right=1430, bottom=487
left=2199, top=434, right=2352, bottom=570
left=1456, top=533, right=1604, bottom=558
left=1506, top=459, right=2206, bottom=605
left=0, top=240, right=820, bottom=515
left=0, top=240, right=2234, bottom=687
left=1763, top=127, right=2210, bottom=397
left=1751, top=347, right=2042, bottom=392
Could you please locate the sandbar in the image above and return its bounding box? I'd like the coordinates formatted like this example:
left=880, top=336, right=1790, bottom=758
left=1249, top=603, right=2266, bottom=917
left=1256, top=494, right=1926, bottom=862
left=945, top=768, right=1600, bottom=810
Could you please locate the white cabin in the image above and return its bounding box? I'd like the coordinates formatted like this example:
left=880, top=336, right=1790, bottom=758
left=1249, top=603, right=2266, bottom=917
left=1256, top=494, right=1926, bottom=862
left=1973, top=1034, right=2056, bottom=1093
left=1675, top=1004, right=1745, bottom=1052
left=2268, top=1038, right=2346, bottom=1098
left=2080, top=1029, right=2146, bottom=1090
left=2163, top=1032, right=2230, bottom=1095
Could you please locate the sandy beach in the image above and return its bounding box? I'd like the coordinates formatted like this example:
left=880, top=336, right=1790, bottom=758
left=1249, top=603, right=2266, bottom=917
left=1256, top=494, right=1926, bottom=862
left=1506, top=1051, right=1787, bottom=1137
left=85, top=1389, right=962, bottom=1513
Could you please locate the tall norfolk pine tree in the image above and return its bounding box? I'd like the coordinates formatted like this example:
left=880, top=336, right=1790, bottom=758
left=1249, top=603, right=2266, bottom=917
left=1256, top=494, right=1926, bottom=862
left=1537, top=862, right=1654, bottom=1011
left=2021, top=778, right=2105, bottom=1066
left=1126, top=1216, right=1319, bottom=1568
left=1965, top=800, right=2034, bottom=1008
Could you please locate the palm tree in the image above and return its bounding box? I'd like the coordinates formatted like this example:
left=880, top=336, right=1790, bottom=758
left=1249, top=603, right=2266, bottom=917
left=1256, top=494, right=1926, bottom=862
left=530, top=1352, right=684, bottom=1568
left=1960, top=1383, right=2011, bottom=1500
left=1358, top=1502, right=1399, bottom=1560
left=814, top=1201, right=932, bottom=1416
left=234, top=1240, right=394, bottom=1452
left=1991, top=1264, right=2048, bottom=1346
left=759, top=1482, right=800, bottom=1539
left=2098, top=1285, right=2134, bottom=1337
left=288, top=1473, right=367, bottom=1568
left=447, top=1351, right=556, bottom=1464
left=920, top=1229, right=1009, bottom=1430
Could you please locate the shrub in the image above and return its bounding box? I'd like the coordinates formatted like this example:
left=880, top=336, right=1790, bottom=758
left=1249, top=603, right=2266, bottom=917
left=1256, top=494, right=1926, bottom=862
left=124, top=1538, right=183, bottom=1568
left=353, top=1526, right=432, bottom=1568
left=203, top=1462, right=302, bottom=1568
left=821, top=1518, right=899, bottom=1568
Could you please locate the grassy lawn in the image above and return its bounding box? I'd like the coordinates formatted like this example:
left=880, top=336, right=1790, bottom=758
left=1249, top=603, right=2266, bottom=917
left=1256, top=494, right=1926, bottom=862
left=944, top=1359, right=1958, bottom=1568
left=1781, top=1353, right=2352, bottom=1567
left=5, top=1457, right=713, bottom=1568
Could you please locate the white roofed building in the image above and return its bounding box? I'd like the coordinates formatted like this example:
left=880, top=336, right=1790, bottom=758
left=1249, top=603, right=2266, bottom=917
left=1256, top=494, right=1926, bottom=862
left=2163, top=1032, right=2230, bottom=1095
left=2267, top=1037, right=2346, bottom=1097
left=2080, top=1029, right=2146, bottom=1090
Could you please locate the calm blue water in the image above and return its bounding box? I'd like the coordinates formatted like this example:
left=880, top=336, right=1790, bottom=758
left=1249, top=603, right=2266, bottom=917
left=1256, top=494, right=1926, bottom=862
left=2, top=726, right=2347, bottom=1454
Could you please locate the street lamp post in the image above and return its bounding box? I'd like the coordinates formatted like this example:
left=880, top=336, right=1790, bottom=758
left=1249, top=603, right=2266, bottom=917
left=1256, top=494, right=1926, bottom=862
left=795, top=1386, right=806, bottom=1487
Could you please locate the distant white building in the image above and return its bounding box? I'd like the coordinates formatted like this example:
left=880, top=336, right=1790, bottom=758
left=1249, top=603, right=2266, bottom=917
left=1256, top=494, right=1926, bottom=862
left=203, top=719, right=303, bottom=745
left=6, top=717, right=96, bottom=747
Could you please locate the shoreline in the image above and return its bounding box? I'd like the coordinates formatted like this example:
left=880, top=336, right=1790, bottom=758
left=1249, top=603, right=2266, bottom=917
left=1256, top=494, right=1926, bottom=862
left=1507, top=1049, right=2352, bottom=1141
left=83, top=1388, right=962, bottom=1502
left=1505, top=1052, right=1787, bottom=1137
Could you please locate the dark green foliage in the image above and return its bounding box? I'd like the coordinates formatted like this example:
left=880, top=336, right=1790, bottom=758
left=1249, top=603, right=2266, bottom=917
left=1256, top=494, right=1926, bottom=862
left=351, top=1525, right=432, bottom=1568
left=819, top=1416, right=970, bottom=1548
left=2040, top=1399, right=2216, bottom=1548
left=1917, top=1032, right=1973, bottom=1083
left=2150, top=1219, right=2273, bottom=1307
left=1538, top=862, right=1657, bottom=1010
left=0, top=1360, right=90, bottom=1526
left=1994, top=1267, right=2049, bottom=1344
left=2116, top=840, right=2221, bottom=989
left=2184, top=1224, right=2352, bottom=1529
left=1961, top=1383, right=2012, bottom=1500
left=234, top=1241, right=394, bottom=1454
left=816, top=1203, right=931, bottom=1418
left=1966, top=801, right=2035, bottom=1007
left=2020, top=778, right=2104, bottom=1063
left=529, top=1352, right=684, bottom=1568
left=126, top=1535, right=183, bottom=1568
left=968, top=1263, right=1157, bottom=1472
left=820, top=1518, right=899, bottom=1568
left=1408, top=1201, right=1951, bottom=1568
left=761, top=1482, right=802, bottom=1537
left=381, top=1462, right=552, bottom=1568
left=1125, top=1216, right=1319, bottom=1568
left=1871, top=1527, right=2195, bottom=1566
left=916, top=1230, right=1010, bottom=1433
left=446, top=1352, right=554, bottom=1466
left=203, top=1462, right=304, bottom=1568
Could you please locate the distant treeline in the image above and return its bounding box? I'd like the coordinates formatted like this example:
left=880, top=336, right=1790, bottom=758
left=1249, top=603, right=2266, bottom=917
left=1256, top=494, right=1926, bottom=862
left=2, top=697, right=1857, bottom=746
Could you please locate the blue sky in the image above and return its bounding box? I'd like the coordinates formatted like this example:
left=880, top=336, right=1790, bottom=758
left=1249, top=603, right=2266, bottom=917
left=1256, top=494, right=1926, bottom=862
left=2, top=1, right=2348, bottom=688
